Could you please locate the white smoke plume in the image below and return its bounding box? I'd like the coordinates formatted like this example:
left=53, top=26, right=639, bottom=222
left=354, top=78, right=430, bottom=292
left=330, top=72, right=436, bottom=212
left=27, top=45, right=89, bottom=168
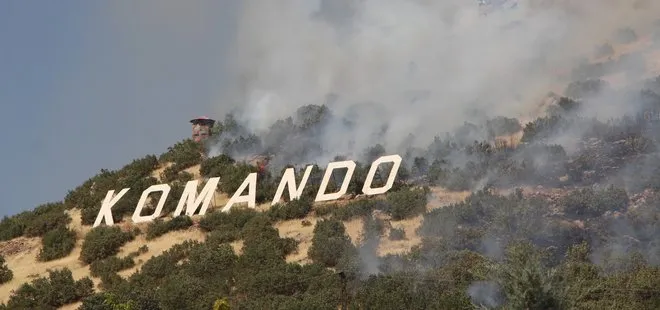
left=211, top=0, right=660, bottom=165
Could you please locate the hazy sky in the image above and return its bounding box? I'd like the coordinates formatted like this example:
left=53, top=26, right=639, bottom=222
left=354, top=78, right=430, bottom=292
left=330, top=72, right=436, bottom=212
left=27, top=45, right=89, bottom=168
left=0, top=1, right=240, bottom=217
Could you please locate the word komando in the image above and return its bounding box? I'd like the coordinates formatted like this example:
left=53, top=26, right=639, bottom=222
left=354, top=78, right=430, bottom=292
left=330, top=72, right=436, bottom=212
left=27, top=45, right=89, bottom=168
left=93, top=155, right=402, bottom=227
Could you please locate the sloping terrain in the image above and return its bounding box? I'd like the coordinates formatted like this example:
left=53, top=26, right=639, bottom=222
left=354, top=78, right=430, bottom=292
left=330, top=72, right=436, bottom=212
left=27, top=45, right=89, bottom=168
left=3, top=17, right=660, bottom=310
left=0, top=178, right=469, bottom=308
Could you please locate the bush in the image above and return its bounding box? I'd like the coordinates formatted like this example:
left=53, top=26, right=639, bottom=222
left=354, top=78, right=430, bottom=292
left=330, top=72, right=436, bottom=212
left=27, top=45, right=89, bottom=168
left=80, top=226, right=135, bottom=265
left=3, top=268, right=93, bottom=309
left=145, top=216, right=194, bottom=240
left=0, top=255, right=13, bottom=284
left=38, top=227, right=77, bottom=262
left=316, top=199, right=383, bottom=221
left=0, top=202, right=72, bottom=242
left=159, top=139, right=203, bottom=168
left=206, top=227, right=241, bottom=245
left=383, top=187, right=429, bottom=220
left=239, top=216, right=298, bottom=268
left=199, top=208, right=258, bottom=232
left=308, top=219, right=356, bottom=268
left=200, top=154, right=235, bottom=177
left=24, top=202, right=71, bottom=237
left=561, top=186, right=629, bottom=218
left=89, top=255, right=136, bottom=278
left=0, top=213, right=29, bottom=241
left=267, top=197, right=313, bottom=221
left=486, top=116, right=522, bottom=137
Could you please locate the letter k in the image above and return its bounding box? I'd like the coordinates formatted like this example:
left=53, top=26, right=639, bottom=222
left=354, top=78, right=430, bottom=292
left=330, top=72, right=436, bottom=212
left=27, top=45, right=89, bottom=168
left=93, top=188, right=129, bottom=227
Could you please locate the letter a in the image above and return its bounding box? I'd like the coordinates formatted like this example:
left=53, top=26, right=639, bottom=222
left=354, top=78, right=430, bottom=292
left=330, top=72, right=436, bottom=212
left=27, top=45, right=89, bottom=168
left=132, top=184, right=171, bottom=224
left=222, top=173, right=257, bottom=212
left=315, top=160, right=356, bottom=202
left=271, top=165, right=314, bottom=205
left=362, top=155, right=402, bottom=195
left=93, top=188, right=129, bottom=227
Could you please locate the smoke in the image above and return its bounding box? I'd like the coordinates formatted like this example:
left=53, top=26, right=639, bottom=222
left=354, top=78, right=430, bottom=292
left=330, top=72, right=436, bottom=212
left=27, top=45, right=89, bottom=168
left=210, top=0, right=660, bottom=167
left=468, top=281, right=504, bottom=309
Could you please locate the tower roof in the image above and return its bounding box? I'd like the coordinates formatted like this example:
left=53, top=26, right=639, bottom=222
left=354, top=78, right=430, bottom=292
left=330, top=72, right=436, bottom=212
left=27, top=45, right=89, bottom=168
left=190, top=116, right=216, bottom=125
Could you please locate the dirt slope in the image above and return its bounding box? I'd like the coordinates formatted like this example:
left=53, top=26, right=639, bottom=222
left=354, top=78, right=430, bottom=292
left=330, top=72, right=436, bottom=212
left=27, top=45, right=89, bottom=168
left=1, top=28, right=660, bottom=309
left=0, top=182, right=470, bottom=309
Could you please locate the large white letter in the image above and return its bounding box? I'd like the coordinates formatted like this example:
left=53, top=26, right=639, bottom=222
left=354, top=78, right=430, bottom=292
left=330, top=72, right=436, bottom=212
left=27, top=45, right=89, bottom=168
left=315, top=160, right=356, bottom=202
left=271, top=165, right=314, bottom=205
left=362, top=155, right=402, bottom=195
left=132, top=184, right=171, bottom=224
left=222, top=173, right=257, bottom=212
left=93, top=188, right=129, bottom=227
left=173, top=177, right=220, bottom=217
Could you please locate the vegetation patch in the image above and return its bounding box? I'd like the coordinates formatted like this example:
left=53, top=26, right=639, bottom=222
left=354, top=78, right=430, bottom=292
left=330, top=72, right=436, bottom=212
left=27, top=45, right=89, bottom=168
left=0, top=255, right=13, bottom=284
left=0, top=268, right=93, bottom=309
left=145, top=216, right=194, bottom=240
left=79, top=226, right=136, bottom=265
left=38, top=227, right=77, bottom=262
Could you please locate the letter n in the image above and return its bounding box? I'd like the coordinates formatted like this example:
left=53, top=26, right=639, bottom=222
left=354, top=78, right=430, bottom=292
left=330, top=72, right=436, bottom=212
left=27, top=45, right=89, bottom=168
left=173, top=177, right=220, bottom=217
left=362, top=155, right=402, bottom=195
left=271, top=165, right=314, bottom=205
left=315, top=160, right=356, bottom=202
left=93, top=188, right=129, bottom=227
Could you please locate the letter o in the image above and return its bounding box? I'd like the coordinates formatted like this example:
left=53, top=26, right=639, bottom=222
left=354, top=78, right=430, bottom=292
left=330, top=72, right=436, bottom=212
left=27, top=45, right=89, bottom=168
left=362, top=155, right=402, bottom=196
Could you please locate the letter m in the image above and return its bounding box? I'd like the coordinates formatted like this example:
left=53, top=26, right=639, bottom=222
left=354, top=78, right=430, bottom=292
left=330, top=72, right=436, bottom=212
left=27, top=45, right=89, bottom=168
left=173, top=177, right=220, bottom=217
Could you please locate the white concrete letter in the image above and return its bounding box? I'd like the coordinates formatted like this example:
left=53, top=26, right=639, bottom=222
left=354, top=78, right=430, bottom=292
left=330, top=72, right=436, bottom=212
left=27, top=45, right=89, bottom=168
left=271, top=165, right=314, bottom=205
left=173, top=177, right=220, bottom=217
left=93, top=188, right=130, bottom=227
left=132, top=184, right=171, bottom=224
left=222, top=173, right=257, bottom=212
left=315, top=160, right=356, bottom=202
left=362, top=155, right=402, bottom=195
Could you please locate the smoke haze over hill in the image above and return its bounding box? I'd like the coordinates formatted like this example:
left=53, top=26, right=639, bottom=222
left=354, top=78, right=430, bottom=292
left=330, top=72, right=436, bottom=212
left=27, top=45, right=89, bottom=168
left=214, top=0, right=660, bottom=165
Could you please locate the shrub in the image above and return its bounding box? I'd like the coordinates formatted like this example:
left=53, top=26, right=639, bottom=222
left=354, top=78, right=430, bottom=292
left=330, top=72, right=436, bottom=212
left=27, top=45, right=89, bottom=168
left=561, top=186, right=629, bottom=218
left=0, top=255, right=13, bottom=284
left=117, top=155, right=159, bottom=181
left=159, top=139, right=203, bottom=168
left=80, top=226, right=135, bottom=264
left=89, top=256, right=136, bottom=278
left=206, top=227, right=240, bottom=245
left=145, top=216, right=194, bottom=240
left=239, top=216, right=298, bottom=268
left=183, top=243, right=237, bottom=280
left=218, top=163, right=259, bottom=194
left=199, top=208, right=258, bottom=232
left=38, top=227, right=77, bottom=262
left=383, top=186, right=429, bottom=220
left=486, top=116, right=522, bottom=137
left=200, top=154, right=235, bottom=177
left=3, top=268, right=93, bottom=309
left=316, top=199, right=383, bottom=221
left=308, top=219, right=356, bottom=267
left=0, top=213, right=29, bottom=241
left=24, top=202, right=71, bottom=237
left=267, top=197, right=313, bottom=221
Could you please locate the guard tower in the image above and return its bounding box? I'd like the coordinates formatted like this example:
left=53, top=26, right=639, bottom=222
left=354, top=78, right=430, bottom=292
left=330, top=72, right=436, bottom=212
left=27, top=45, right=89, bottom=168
left=190, top=116, right=216, bottom=142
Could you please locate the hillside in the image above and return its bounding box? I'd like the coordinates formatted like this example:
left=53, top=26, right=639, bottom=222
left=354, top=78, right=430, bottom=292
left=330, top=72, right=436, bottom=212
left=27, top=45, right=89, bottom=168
left=3, top=14, right=660, bottom=310
left=0, top=158, right=472, bottom=309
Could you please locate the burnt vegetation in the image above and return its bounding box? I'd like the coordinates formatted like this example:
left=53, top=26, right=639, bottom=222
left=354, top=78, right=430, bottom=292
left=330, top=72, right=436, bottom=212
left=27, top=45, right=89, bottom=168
left=5, top=39, right=660, bottom=310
